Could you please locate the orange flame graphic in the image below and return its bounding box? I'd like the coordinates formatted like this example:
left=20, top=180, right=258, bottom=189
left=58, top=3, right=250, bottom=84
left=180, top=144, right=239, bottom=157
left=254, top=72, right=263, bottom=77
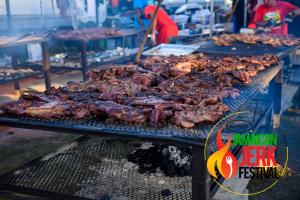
left=207, top=128, right=238, bottom=179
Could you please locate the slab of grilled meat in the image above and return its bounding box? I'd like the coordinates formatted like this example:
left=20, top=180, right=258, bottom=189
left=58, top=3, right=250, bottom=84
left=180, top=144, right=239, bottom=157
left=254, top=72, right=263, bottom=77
left=54, top=28, right=124, bottom=41
left=212, top=34, right=300, bottom=47
left=0, top=53, right=279, bottom=128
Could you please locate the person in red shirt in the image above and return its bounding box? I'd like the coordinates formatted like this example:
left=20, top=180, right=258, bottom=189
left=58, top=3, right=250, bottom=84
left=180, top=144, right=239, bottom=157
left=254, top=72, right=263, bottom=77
left=144, top=5, right=178, bottom=44
left=252, top=0, right=300, bottom=35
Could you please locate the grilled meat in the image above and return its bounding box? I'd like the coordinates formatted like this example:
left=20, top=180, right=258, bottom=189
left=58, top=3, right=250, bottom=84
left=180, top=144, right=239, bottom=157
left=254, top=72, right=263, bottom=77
left=54, top=28, right=124, bottom=41
left=92, top=101, right=146, bottom=123
left=0, top=53, right=279, bottom=128
left=213, top=34, right=300, bottom=47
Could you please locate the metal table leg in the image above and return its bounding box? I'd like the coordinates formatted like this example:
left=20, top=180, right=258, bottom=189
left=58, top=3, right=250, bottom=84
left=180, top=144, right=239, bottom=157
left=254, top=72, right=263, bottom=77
left=122, top=36, right=126, bottom=48
left=192, top=145, right=210, bottom=200
left=41, top=41, right=51, bottom=90
left=14, top=81, right=21, bottom=96
left=80, top=41, right=88, bottom=82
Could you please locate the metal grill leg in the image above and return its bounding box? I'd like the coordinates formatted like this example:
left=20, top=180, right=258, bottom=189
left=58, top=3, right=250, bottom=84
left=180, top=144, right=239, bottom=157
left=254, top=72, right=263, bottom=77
left=270, top=69, right=283, bottom=129
left=80, top=41, right=88, bottom=82
left=192, top=145, right=210, bottom=200
left=41, top=41, right=51, bottom=90
left=14, top=81, right=21, bottom=96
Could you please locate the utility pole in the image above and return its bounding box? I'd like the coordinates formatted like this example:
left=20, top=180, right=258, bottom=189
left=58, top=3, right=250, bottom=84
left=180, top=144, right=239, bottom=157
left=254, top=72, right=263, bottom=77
left=5, top=0, right=12, bottom=30
left=243, top=0, right=248, bottom=27
left=209, top=0, right=214, bottom=37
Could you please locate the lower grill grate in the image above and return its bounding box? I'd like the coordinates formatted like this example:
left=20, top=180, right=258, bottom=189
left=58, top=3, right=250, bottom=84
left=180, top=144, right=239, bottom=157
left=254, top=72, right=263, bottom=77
left=0, top=137, right=191, bottom=200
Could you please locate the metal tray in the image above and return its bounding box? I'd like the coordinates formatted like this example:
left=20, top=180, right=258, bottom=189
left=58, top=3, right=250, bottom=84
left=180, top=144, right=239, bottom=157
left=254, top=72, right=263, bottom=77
left=143, top=44, right=199, bottom=57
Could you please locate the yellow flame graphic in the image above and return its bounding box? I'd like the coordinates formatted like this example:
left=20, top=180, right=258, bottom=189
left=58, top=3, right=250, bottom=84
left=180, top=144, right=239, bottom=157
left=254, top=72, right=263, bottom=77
left=207, top=136, right=231, bottom=178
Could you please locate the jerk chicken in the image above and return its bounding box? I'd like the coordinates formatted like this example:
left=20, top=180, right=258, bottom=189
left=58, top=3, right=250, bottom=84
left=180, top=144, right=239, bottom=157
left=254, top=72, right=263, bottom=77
left=54, top=28, right=124, bottom=41
left=0, top=54, right=278, bottom=128
left=213, top=34, right=300, bottom=47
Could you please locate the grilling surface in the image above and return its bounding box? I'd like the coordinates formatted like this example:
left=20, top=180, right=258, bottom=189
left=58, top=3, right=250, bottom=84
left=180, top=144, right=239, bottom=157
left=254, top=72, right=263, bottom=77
left=0, top=62, right=282, bottom=144
left=0, top=54, right=279, bottom=130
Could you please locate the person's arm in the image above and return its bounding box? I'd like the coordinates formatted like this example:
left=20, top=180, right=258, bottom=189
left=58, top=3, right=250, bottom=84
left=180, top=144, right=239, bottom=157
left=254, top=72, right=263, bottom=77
left=289, top=8, right=300, bottom=16
left=294, top=9, right=300, bottom=15
left=281, top=2, right=299, bottom=16
left=283, top=3, right=300, bottom=22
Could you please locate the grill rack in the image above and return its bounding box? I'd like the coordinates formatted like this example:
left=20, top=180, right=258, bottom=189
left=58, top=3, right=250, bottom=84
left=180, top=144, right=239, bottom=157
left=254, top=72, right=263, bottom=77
left=0, top=79, right=276, bottom=200
left=0, top=69, right=42, bottom=85
left=197, top=41, right=298, bottom=58
left=0, top=137, right=192, bottom=200
left=0, top=64, right=282, bottom=146
left=0, top=99, right=273, bottom=200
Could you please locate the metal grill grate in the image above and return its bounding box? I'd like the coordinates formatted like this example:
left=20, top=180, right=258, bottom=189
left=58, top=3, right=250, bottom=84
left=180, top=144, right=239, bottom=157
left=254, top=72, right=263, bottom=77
left=0, top=64, right=282, bottom=145
left=0, top=70, right=42, bottom=84
left=0, top=137, right=192, bottom=200
left=0, top=99, right=273, bottom=200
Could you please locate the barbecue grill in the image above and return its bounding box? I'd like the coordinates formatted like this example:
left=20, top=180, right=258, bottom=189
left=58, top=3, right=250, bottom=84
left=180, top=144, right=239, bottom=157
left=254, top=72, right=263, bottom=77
left=197, top=40, right=299, bottom=59
left=0, top=61, right=283, bottom=200
left=0, top=98, right=274, bottom=200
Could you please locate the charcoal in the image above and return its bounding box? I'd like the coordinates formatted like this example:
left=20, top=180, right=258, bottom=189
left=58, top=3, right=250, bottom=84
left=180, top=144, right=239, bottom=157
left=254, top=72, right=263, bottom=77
left=99, top=195, right=111, bottom=200
left=161, top=160, right=176, bottom=177
left=127, top=144, right=192, bottom=177
left=161, top=189, right=172, bottom=197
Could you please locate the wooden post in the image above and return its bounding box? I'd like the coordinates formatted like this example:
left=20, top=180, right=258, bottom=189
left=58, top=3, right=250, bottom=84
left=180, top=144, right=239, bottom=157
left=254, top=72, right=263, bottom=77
left=135, top=0, right=163, bottom=63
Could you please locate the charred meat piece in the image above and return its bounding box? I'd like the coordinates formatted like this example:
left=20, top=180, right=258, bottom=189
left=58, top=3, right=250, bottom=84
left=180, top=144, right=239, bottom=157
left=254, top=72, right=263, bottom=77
left=232, top=70, right=251, bottom=84
left=24, top=101, right=71, bottom=119
left=0, top=100, right=42, bottom=116
left=173, top=104, right=229, bottom=128
left=92, top=101, right=146, bottom=124
left=54, top=28, right=124, bottom=40
left=170, top=62, right=192, bottom=77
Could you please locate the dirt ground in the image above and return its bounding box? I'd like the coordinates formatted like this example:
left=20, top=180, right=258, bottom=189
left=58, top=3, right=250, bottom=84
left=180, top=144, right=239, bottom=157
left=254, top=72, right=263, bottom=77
left=0, top=71, right=83, bottom=175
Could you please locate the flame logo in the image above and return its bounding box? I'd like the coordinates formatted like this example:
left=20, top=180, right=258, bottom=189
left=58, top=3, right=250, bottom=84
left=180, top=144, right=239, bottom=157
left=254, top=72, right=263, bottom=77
left=207, top=128, right=238, bottom=179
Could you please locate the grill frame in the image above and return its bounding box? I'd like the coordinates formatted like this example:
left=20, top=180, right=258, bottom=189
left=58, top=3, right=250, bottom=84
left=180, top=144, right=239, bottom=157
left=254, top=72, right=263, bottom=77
left=0, top=99, right=273, bottom=200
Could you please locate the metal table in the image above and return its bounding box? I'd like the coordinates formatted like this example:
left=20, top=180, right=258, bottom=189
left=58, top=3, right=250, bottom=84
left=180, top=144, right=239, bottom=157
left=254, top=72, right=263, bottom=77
left=0, top=35, right=51, bottom=91
left=53, top=29, right=145, bottom=81
left=0, top=62, right=283, bottom=200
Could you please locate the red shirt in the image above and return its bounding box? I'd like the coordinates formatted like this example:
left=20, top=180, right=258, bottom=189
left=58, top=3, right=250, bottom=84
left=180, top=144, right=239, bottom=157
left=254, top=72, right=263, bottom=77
left=253, top=1, right=297, bottom=35
left=144, top=5, right=178, bottom=44
left=144, top=5, right=177, bottom=31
